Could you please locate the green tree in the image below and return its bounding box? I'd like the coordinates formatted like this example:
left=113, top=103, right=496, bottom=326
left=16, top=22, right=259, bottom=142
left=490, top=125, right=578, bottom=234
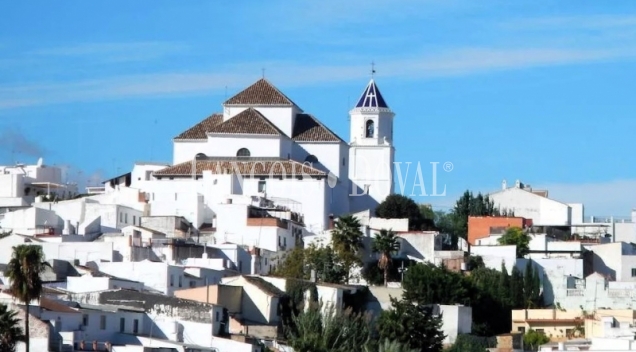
left=284, top=304, right=374, bottom=352
left=377, top=297, right=445, bottom=352
left=445, top=334, right=490, bottom=352
left=274, top=243, right=348, bottom=284
left=0, top=303, right=24, bottom=352
left=418, top=204, right=437, bottom=231
left=369, top=339, right=419, bottom=352
left=371, top=229, right=400, bottom=287
left=4, top=245, right=49, bottom=352
left=497, top=227, right=530, bottom=258
left=498, top=262, right=510, bottom=306
left=375, top=194, right=424, bottom=230
left=402, top=263, right=470, bottom=306
left=331, top=215, right=364, bottom=283
left=523, top=330, right=549, bottom=351
left=465, top=255, right=485, bottom=271
left=510, top=266, right=525, bottom=308
left=274, top=246, right=306, bottom=279
left=523, top=260, right=533, bottom=306
left=305, top=244, right=348, bottom=284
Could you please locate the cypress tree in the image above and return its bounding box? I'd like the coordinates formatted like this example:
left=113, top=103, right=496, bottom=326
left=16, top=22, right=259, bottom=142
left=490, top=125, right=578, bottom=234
left=510, top=265, right=525, bottom=308
left=532, top=266, right=542, bottom=307
left=523, top=260, right=533, bottom=307
left=498, top=261, right=511, bottom=306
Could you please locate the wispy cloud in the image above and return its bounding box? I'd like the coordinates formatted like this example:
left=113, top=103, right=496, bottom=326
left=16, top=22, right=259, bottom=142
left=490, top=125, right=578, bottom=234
left=538, top=179, right=636, bottom=217
left=27, top=41, right=188, bottom=64
left=2, top=44, right=635, bottom=109
left=502, top=14, right=636, bottom=31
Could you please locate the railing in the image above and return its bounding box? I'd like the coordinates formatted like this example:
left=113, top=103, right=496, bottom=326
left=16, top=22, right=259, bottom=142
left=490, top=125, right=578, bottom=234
left=566, top=289, right=585, bottom=297
left=608, top=289, right=636, bottom=298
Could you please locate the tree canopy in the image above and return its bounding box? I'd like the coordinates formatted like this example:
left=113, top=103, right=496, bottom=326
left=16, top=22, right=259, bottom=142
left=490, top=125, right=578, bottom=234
left=497, top=227, right=530, bottom=258
left=376, top=297, right=445, bottom=352
left=5, top=245, right=50, bottom=352
left=402, top=262, right=543, bottom=336
left=376, top=194, right=424, bottom=230
left=0, top=303, right=24, bottom=352
left=371, top=229, right=400, bottom=286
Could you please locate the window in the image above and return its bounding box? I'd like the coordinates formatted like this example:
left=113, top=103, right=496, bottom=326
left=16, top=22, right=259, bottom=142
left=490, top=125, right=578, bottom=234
left=178, top=276, right=182, bottom=288
left=239, top=261, right=243, bottom=272
left=82, top=314, right=89, bottom=326
left=100, top=315, right=106, bottom=330
left=342, top=157, right=345, bottom=166
left=365, top=120, right=374, bottom=138
left=133, top=319, right=139, bottom=334
left=119, top=212, right=123, bottom=222
left=119, top=318, right=125, bottom=332
left=132, top=215, right=136, bottom=225
left=536, top=329, right=544, bottom=333
left=258, top=180, right=266, bottom=193
left=517, top=327, right=525, bottom=333
left=170, top=274, right=174, bottom=287
left=124, top=213, right=128, bottom=224
left=305, top=155, right=318, bottom=164
left=190, top=280, right=196, bottom=288
left=236, top=148, right=251, bottom=157
left=145, top=171, right=152, bottom=181
left=216, top=311, right=220, bottom=322
left=631, top=268, right=636, bottom=277
left=283, top=237, right=287, bottom=246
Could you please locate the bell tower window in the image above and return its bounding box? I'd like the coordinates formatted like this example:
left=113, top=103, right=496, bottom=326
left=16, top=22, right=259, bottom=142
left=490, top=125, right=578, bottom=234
left=365, top=120, right=374, bottom=138
left=236, top=148, right=251, bottom=157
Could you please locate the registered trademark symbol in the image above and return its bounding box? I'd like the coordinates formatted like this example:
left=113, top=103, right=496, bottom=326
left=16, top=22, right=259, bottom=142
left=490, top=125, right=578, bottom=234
left=443, top=162, right=453, bottom=172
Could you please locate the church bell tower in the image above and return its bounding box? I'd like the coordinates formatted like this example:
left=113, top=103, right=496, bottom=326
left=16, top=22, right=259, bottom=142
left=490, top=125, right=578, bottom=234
left=348, top=77, right=395, bottom=213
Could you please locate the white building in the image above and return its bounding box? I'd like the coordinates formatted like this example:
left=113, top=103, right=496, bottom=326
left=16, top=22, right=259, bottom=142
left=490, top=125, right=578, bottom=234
left=488, top=180, right=636, bottom=242
left=0, top=158, right=79, bottom=214
left=107, top=78, right=396, bottom=232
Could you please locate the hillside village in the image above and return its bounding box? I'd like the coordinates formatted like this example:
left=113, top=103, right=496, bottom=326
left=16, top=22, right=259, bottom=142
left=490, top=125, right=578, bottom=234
left=2, top=78, right=636, bottom=352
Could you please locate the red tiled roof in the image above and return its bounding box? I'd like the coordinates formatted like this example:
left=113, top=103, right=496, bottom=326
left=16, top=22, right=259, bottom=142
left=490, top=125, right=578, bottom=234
left=40, top=298, right=79, bottom=314
left=224, top=79, right=295, bottom=106
left=153, top=159, right=326, bottom=177
left=208, top=108, right=284, bottom=135
left=292, top=114, right=343, bottom=142
left=174, top=113, right=223, bottom=140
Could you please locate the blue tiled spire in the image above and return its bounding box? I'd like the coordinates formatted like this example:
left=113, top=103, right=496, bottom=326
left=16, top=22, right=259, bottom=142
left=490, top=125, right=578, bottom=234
left=355, top=79, right=389, bottom=109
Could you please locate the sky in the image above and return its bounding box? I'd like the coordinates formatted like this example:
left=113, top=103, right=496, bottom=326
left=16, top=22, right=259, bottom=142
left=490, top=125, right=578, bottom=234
left=1, top=1, right=636, bottom=217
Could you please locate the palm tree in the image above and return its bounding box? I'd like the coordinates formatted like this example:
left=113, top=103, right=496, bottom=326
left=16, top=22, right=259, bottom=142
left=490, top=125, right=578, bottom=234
left=0, top=303, right=24, bottom=352
left=4, top=245, right=49, bottom=352
left=330, top=215, right=364, bottom=283
left=372, top=229, right=400, bottom=287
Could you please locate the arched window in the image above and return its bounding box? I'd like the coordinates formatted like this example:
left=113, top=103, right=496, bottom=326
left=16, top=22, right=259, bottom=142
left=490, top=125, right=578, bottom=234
left=305, top=155, right=318, bottom=163
left=236, top=148, right=251, bottom=157
left=365, top=120, right=375, bottom=138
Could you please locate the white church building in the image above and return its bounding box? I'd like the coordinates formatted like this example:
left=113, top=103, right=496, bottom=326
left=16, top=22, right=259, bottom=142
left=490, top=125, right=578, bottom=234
left=113, top=78, right=396, bottom=232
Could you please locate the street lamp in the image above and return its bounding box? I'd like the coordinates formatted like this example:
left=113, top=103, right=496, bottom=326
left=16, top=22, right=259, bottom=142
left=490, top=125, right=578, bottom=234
left=398, top=261, right=408, bottom=283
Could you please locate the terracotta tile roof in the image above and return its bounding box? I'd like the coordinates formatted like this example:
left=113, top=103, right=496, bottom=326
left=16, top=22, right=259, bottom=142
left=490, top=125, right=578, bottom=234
left=40, top=298, right=79, bottom=314
left=209, top=108, right=285, bottom=135
left=174, top=113, right=223, bottom=140
left=153, top=159, right=326, bottom=177
left=224, top=79, right=295, bottom=106
left=292, top=114, right=344, bottom=142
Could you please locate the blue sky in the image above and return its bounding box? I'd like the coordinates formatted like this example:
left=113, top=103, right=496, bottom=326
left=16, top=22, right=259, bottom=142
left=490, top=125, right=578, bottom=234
left=2, top=1, right=636, bottom=216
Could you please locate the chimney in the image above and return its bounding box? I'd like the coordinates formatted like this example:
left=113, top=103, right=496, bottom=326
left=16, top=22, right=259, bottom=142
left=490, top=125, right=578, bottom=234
left=502, top=179, right=507, bottom=190
left=328, top=214, right=334, bottom=230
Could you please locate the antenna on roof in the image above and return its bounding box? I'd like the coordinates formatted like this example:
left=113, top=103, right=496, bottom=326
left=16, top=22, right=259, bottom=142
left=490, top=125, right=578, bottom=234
left=371, top=61, right=376, bottom=78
